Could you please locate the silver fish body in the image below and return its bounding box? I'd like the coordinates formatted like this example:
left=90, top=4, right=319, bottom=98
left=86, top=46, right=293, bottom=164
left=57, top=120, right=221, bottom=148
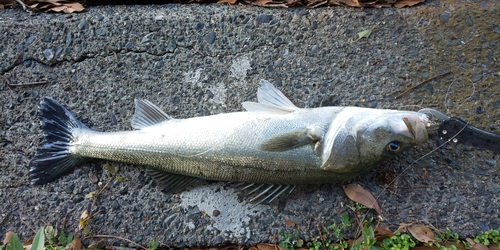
left=29, top=80, right=429, bottom=196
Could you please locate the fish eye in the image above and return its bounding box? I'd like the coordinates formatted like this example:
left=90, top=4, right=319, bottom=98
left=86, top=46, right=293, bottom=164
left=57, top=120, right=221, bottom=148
left=387, top=141, right=400, bottom=152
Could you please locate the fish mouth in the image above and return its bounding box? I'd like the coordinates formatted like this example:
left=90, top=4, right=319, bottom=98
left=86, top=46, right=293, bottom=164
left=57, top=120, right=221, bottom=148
left=400, top=115, right=429, bottom=144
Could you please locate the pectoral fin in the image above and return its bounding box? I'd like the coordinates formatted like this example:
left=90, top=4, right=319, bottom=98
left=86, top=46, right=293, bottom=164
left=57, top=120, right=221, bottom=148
left=147, top=168, right=200, bottom=193
left=261, top=127, right=321, bottom=152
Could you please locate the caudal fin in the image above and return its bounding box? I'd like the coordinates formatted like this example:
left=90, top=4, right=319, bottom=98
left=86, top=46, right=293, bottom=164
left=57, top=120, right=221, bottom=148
left=29, top=97, right=89, bottom=185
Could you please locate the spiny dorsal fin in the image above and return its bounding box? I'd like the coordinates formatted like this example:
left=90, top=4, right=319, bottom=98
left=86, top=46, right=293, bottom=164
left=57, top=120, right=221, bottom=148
left=131, top=99, right=172, bottom=129
left=260, top=127, right=321, bottom=152
left=242, top=79, right=297, bottom=114
left=147, top=168, right=201, bottom=193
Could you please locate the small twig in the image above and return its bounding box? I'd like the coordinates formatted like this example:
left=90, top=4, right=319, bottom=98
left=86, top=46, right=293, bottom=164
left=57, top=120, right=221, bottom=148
left=86, top=235, right=148, bottom=250
left=106, top=45, right=118, bottom=63
left=88, top=171, right=115, bottom=219
left=308, top=0, right=327, bottom=8
left=8, top=81, right=48, bottom=87
left=20, top=214, right=38, bottom=234
left=394, top=71, right=451, bottom=99
left=0, top=211, right=10, bottom=226
left=61, top=208, right=76, bottom=232
left=0, top=74, right=12, bottom=86
left=371, top=59, right=382, bottom=65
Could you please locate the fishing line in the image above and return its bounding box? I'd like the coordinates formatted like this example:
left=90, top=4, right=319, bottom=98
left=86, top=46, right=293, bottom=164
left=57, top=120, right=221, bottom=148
left=352, top=120, right=470, bottom=238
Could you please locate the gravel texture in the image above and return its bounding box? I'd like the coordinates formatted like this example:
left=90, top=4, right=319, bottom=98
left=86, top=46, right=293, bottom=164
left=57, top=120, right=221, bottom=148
left=0, top=1, right=499, bottom=247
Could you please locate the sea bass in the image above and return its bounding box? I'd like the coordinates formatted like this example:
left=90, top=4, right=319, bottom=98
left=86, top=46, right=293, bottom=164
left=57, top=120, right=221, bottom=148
left=29, top=80, right=429, bottom=202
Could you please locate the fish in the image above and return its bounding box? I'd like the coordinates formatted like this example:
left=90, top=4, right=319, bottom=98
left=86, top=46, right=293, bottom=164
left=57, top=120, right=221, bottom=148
left=29, top=79, right=429, bottom=203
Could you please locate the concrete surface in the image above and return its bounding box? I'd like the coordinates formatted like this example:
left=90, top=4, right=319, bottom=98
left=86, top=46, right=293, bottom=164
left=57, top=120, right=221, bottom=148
left=0, top=0, right=499, bottom=247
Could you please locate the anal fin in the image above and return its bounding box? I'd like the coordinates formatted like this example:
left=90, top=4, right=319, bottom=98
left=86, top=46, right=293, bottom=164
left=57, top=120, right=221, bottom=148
left=147, top=168, right=200, bottom=193
left=238, top=183, right=296, bottom=205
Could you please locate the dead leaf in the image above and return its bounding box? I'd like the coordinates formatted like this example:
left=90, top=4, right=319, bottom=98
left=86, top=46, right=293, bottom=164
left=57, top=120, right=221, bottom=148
left=3, top=231, right=15, bottom=245
left=408, top=225, right=436, bottom=243
left=394, top=0, right=424, bottom=8
left=217, top=0, right=237, bottom=4
left=78, top=210, right=89, bottom=231
left=68, top=235, right=81, bottom=250
left=373, top=226, right=393, bottom=239
left=443, top=242, right=467, bottom=250
left=489, top=244, right=500, bottom=250
left=257, top=243, right=284, bottom=250
left=471, top=243, right=490, bottom=250
left=26, top=0, right=84, bottom=13
left=285, top=219, right=296, bottom=228
left=247, top=0, right=274, bottom=6
left=396, top=223, right=412, bottom=233
left=344, top=0, right=359, bottom=6
left=410, top=246, right=439, bottom=250
left=342, top=183, right=382, bottom=215
left=466, top=238, right=476, bottom=245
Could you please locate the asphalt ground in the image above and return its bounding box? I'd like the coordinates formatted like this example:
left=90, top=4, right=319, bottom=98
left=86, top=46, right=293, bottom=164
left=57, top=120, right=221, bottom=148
left=0, top=0, right=499, bottom=247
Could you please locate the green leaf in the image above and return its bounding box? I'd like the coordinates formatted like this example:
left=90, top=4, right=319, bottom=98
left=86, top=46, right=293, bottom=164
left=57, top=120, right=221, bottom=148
left=350, top=26, right=377, bottom=43
left=148, top=238, right=159, bottom=250
left=115, top=175, right=127, bottom=182
left=340, top=214, right=351, bottom=227
left=31, top=228, right=46, bottom=250
left=5, top=233, right=23, bottom=250
left=45, top=225, right=58, bottom=244
left=85, top=191, right=96, bottom=200
left=103, top=163, right=116, bottom=174
left=357, top=29, right=372, bottom=39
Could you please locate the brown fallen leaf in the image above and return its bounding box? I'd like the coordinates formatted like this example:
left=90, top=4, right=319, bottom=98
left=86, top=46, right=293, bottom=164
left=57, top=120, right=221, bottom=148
left=217, top=0, right=237, bottom=4
left=471, top=243, right=490, bottom=250
left=396, top=223, right=412, bottom=233
left=246, top=0, right=276, bottom=6
left=410, top=246, right=439, bottom=250
left=68, top=235, right=82, bottom=250
left=2, top=231, right=15, bottom=245
left=257, top=243, right=284, bottom=250
left=443, top=242, right=467, bottom=250
left=285, top=219, right=296, bottom=228
left=344, top=0, right=359, bottom=7
left=408, top=225, right=436, bottom=243
left=373, top=226, right=393, bottom=239
left=342, top=183, right=382, bottom=215
left=394, top=0, right=424, bottom=8
left=56, top=2, right=84, bottom=13
left=490, top=244, right=500, bottom=250
left=26, top=0, right=84, bottom=13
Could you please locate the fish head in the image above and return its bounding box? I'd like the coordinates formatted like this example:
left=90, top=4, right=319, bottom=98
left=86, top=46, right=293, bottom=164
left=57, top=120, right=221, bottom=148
left=320, top=109, right=429, bottom=174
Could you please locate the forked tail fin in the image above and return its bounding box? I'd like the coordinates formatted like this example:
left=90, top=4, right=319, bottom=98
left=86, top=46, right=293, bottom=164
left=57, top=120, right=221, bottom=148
left=29, top=97, right=90, bottom=185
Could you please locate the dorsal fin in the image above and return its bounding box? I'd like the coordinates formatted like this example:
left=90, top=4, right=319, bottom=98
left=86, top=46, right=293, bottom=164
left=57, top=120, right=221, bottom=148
left=242, top=79, right=297, bottom=114
left=131, top=99, right=172, bottom=129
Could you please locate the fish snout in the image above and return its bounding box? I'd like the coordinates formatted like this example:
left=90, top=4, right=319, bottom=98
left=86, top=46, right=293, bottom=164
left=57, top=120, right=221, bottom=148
left=401, top=114, right=429, bottom=144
